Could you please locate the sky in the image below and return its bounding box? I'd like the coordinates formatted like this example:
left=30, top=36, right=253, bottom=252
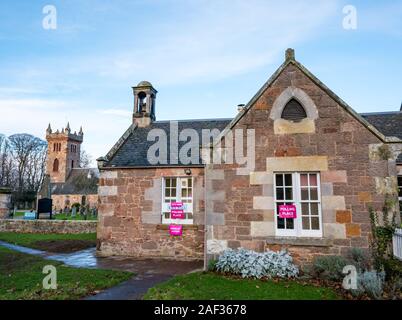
left=0, top=0, right=401, bottom=164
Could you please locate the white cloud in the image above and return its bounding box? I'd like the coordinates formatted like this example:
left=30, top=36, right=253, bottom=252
left=91, top=0, right=338, bottom=85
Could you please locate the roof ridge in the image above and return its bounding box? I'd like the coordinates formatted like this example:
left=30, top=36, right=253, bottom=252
left=360, top=111, right=401, bottom=116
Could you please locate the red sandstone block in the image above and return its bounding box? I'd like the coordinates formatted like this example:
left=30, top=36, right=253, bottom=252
left=336, top=210, right=352, bottom=223
left=346, top=223, right=361, bottom=237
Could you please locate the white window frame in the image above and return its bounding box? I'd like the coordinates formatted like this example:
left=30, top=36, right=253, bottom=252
left=161, top=177, right=194, bottom=225
left=273, top=172, right=323, bottom=238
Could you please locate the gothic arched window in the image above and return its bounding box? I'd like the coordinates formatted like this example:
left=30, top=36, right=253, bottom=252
left=281, top=99, right=307, bottom=122
left=53, top=159, right=59, bottom=172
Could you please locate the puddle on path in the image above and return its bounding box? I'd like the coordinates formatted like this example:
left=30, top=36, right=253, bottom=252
left=0, top=240, right=98, bottom=268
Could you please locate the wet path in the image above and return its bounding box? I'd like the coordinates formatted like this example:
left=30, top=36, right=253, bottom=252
left=0, top=240, right=203, bottom=300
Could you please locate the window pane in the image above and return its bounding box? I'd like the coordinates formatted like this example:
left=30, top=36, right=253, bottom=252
left=302, top=217, right=310, bottom=229
left=284, top=174, right=292, bottom=186
left=311, top=217, right=320, bottom=230
left=276, top=174, right=283, bottom=186
left=285, top=188, right=293, bottom=200
left=300, top=174, right=308, bottom=186
left=188, top=178, right=192, bottom=187
left=310, top=189, right=318, bottom=201
left=172, top=179, right=177, bottom=187
left=171, top=189, right=176, bottom=197
left=276, top=188, right=284, bottom=200
left=301, top=188, right=309, bottom=200
left=301, top=203, right=309, bottom=215
left=182, top=189, right=187, bottom=198
left=310, top=203, right=319, bottom=215
left=286, top=218, right=294, bottom=229
left=166, top=179, right=170, bottom=187
left=277, top=217, right=285, bottom=229
left=309, top=174, right=318, bottom=187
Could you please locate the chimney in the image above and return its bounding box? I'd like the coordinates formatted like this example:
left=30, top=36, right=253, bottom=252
left=285, top=48, right=295, bottom=61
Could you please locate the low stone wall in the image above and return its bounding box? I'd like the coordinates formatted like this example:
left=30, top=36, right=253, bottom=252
left=0, top=219, right=97, bottom=234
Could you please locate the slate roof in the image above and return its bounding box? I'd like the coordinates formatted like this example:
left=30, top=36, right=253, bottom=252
left=105, top=119, right=232, bottom=167
left=361, top=112, right=402, bottom=140
left=104, top=111, right=402, bottom=168
left=50, top=168, right=99, bottom=195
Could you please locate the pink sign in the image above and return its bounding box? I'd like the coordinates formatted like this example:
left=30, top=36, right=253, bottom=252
left=171, top=210, right=185, bottom=219
left=279, top=205, right=297, bottom=219
left=170, top=202, right=185, bottom=210
left=169, top=224, right=183, bottom=236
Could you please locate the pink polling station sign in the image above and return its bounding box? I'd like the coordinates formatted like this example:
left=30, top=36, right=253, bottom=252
left=170, top=201, right=185, bottom=219
left=170, top=202, right=185, bottom=210
left=171, top=210, right=185, bottom=219
left=169, top=224, right=183, bottom=236
left=278, top=204, right=297, bottom=219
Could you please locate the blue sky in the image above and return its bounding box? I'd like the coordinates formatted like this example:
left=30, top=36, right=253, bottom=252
left=0, top=0, right=401, bottom=162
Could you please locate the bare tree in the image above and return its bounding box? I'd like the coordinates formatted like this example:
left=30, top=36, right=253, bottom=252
left=8, top=134, right=47, bottom=193
left=79, top=149, right=93, bottom=168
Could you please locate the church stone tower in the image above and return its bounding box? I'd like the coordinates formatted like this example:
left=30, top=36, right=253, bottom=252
left=132, top=81, right=157, bottom=127
left=45, top=123, right=83, bottom=183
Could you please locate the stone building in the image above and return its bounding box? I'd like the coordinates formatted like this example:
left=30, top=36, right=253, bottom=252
left=0, top=187, right=12, bottom=218
left=38, top=124, right=99, bottom=212
left=97, top=49, right=402, bottom=267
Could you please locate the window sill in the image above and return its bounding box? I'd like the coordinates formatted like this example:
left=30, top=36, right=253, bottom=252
left=265, top=236, right=332, bottom=247
left=156, top=224, right=202, bottom=231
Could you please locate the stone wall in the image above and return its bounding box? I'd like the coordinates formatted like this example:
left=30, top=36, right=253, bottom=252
left=206, top=62, right=396, bottom=267
left=97, top=167, right=205, bottom=260
left=0, top=219, right=97, bottom=234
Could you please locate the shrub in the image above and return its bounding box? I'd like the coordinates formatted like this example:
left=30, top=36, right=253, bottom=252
left=215, top=248, right=299, bottom=279
left=312, top=255, right=349, bottom=281
left=357, top=271, right=385, bottom=299
left=348, top=248, right=371, bottom=272
left=207, top=259, right=217, bottom=272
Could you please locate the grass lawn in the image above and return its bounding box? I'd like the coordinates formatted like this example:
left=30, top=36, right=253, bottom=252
left=53, top=213, right=97, bottom=221
left=0, top=232, right=97, bottom=253
left=143, top=272, right=340, bottom=300
left=0, top=246, right=132, bottom=300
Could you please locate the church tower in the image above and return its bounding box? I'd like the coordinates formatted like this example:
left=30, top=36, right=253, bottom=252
left=132, top=81, right=157, bottom=127
left=45, top=123, right=83, bottom=183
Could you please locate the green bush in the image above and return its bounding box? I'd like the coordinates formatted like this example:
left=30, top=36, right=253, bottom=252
left=348, top=248, right=371, bottom=272
left=312, top=255, right=349, bottom=281
left=207, top=259, right=217, bottom=271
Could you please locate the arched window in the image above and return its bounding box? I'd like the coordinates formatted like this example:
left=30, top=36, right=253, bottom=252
left=53, top=159, right=59, bottom=172
left=281, top=99, right=307, bottom=122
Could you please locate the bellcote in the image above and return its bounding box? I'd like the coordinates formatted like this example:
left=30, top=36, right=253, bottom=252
left=132, top=81, right=157, bottom=127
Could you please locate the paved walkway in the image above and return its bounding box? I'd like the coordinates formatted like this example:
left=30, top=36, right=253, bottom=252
left=0, top=241, right=203, bottom=300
